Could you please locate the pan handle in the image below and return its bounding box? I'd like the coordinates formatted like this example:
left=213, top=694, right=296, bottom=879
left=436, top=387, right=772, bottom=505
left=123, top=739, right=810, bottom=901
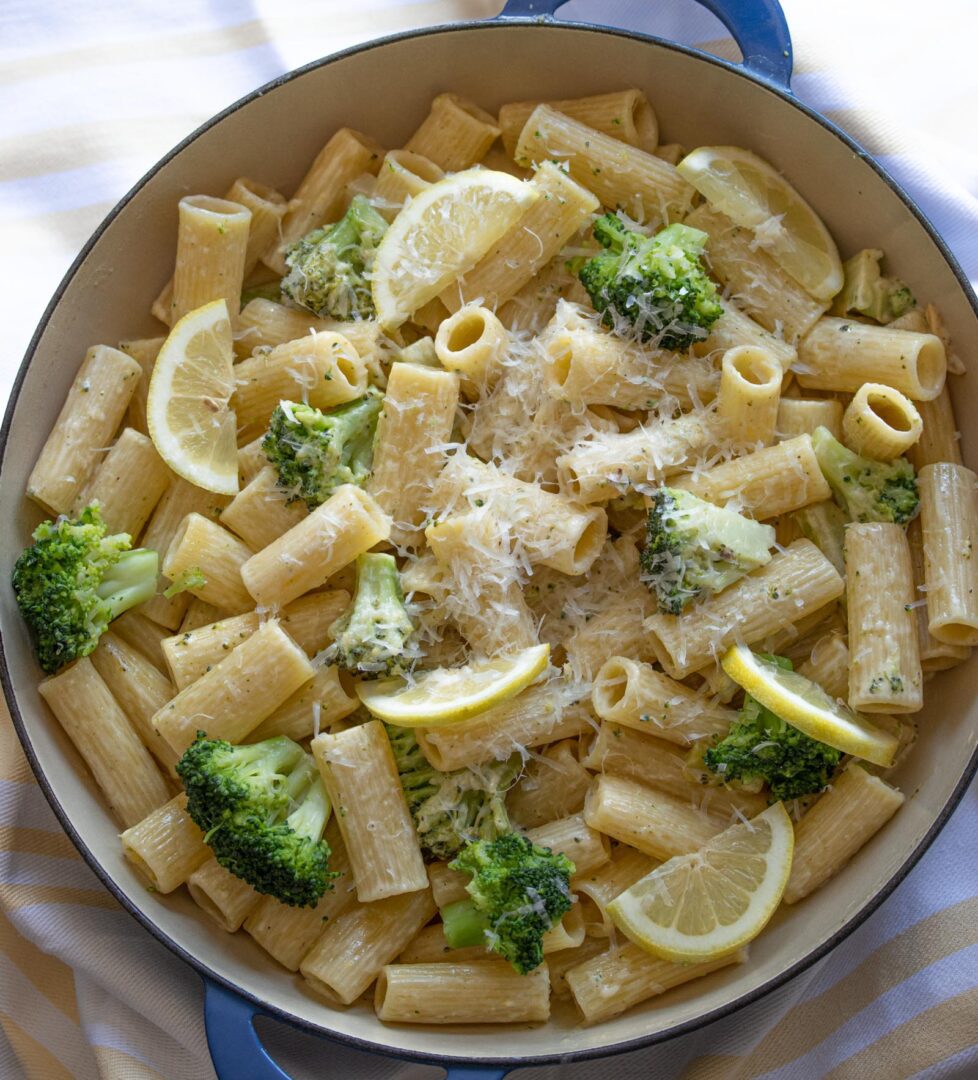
left=496, top=0, right=794, bottom=89
left=204, top=979, right=291, bottom=1080
left=203, top=977, right=511, bottom=1079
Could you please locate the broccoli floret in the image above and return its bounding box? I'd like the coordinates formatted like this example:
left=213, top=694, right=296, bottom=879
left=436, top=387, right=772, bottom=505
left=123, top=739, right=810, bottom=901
left=833, top=249, right=916, bottom=324
left=162, top=566, right=206, bottom=598
left=811, top=426, right=919, bottom=525
left=702, top=655, right=841, bottom=802
left=176, top=733, right=336, bottom=907
left=281, top=195, right=388, bottom=319
left=385, top=724, right=519, bottom=860
left=262, top=390, right=382, bottom=510
left=12, top=505, right=158, bottom=674
left=327, top=553, right=417, bottom=678
left=641, top=488, right=775, bottom=614
left=442, top=832, right=574, bottom=975
left=577, top=216, right=723, bottom=347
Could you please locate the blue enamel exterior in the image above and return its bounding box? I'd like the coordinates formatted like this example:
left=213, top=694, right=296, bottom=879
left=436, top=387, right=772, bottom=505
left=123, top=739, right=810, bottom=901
left=498, top=0, right=793, bottom=86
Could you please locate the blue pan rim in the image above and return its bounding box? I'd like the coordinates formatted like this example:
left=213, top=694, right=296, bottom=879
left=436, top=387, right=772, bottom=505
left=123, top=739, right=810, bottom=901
left=2, top=15, right=977, bottom=1073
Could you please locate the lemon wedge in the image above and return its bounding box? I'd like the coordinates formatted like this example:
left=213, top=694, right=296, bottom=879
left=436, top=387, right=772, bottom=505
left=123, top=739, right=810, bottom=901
left=146, top=299, right=239, bottom=495
left=607, top=802, right=794, bottom=962
left=677, top=145, right=843, bottom=301
left=371, top=168, right=539, bottom=329
left=721, top=644, right=899, bottom=767
left=356, top=644, right=550, bottom=727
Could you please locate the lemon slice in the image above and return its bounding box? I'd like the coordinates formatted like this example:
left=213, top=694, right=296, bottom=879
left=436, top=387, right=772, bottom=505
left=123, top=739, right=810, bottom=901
left=371, top=168, right=539, bottom=329
left=607, top=802, right=794, bottom=962
left=147, top=299, right=239, bottom=495
left=721, top=645, right=899, bottom=767
left=356, top=644, right=550, bottom=727
left=677, top=146, right=843, bottom=301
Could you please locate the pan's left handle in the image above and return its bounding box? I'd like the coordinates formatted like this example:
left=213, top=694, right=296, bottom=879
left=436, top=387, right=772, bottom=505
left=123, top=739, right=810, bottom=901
left=203, top=977, right=511, bottom=1079
left=497, top=0, right=794, bottom=89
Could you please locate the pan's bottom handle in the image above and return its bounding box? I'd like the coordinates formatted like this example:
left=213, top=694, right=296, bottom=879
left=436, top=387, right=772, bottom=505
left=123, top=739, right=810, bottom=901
left=203, top=977, right=513, bottom=1079
left=204, top=978, right=290, bottom=1079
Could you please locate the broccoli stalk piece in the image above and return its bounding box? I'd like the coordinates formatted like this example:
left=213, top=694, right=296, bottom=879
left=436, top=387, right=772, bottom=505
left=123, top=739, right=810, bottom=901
left=281, top=195, right=388, bottom=319
left=702, top=656, right=841, bottom=802
left=442, top=832, right=575, bottom=975
left=811, top=426, right=919, bottom=525
left=578, top=216, right=723, bottom=347
left=262, top=390, right=382, bottom=510
left=385, top=724, right=519, bottom=860
left=12, top=504, right=158, bottom=674
left=641, top=488, right=776, bottom=614
left=833, top=249, right=916, bottom=324
left=176, top=733, right=336, bottom=908
left=327, top=553, right=417, bottom=678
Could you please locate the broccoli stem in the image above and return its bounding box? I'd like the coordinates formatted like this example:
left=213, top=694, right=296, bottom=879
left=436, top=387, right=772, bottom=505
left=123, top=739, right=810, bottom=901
left=282, top=754, right=318, bottom=807
left=329, top=196, right=379, bottom=252
left=355, top=552, right=403, bottom=610
left=441, top=898, right=491, bottom=949
left=232, top=736, right=307, bottom=782
left=97, top=548, right=158, bottom=620
left=285, top=776, right=331, bottom=841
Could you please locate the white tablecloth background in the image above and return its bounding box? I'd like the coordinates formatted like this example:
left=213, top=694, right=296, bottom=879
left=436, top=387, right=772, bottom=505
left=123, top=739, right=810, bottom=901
left=1, top=2, right=977, bottom=1078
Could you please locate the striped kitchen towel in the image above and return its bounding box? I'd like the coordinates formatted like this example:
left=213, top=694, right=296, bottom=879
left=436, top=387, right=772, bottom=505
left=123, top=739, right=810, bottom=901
left=1, top=1, right=976, bottom=1077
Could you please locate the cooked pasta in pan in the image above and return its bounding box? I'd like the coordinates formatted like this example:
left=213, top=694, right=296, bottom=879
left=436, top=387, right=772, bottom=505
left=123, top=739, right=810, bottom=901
left=14, top=86, right=968, bottom=1031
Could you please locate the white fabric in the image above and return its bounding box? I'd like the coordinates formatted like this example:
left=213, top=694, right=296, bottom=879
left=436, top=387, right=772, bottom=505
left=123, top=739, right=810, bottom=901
left=1, top=2, right=977, bottom=1077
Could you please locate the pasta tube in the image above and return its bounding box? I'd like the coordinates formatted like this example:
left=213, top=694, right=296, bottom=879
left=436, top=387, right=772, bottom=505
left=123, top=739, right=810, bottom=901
left=841, top=383, right=922, bottom=460
left=515, top=106, right=692, bottom=227
left=119, top=793, right=209, bottom=893
left=241, top=485, right=390, bottom=608
left=405, top=93, right=500, bottom=171
left=918, top=463, right=978, bottom=647
left=583, top=775, right=723, bottom=860
left=591, top=656, right=736, bottom=746
left=72, top=427, right=170, bottom=538
left=671, top=434, right=831, bottom=519
left=845, top=523, right=923, bottom=712
left=784, top=764, right=904, bottom=903
left=375, top=962, right=550, bottom=1024
left=231, top=332, right=367, bottom=443
left=311, top=721, right=428, bottom=902
left=39, top=658, right=170, bottom=826
left=796, top=317, right=945, bottom=400
left=152, top=619, right=314, bottom=753
left=499, top=89, right=658, bottom=157
left=170, top=196, right=251, bottom=322
left=161, top=512, right=255, bottom=615
left=646, top=540, right=844, bottom=679
left=366, top=363, right=459, bottom=548
left=28, top=345, right=142, bottom=516
left=567, top=944, right=745, bottom=1025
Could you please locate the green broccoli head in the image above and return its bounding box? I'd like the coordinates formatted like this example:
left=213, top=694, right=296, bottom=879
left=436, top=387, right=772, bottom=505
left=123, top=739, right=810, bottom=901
left=834, top=249, right=916, bottom=324
left=12, top=504, right=159, bottom=674
left=442, top=832, right=575, bottom=975
left=811, top=426, right=919, bottom=525
left=385, top=724, right=518, bottom=860
left=578, top=216, right=723, bottom=348
left=262, top=390, right=382, bottom=510
left=641, top=488, right=775, bottom=615
left=327, top=552, right=417, bottom=678
left=702, top=656, right=841, bottom=802
left=177, top=733, right=336, bottom=907
left=281, top=195, right=388, bottom=320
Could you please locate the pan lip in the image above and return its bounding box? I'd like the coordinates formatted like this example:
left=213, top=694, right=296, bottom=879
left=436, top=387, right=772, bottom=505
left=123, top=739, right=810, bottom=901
left=3, top=14, right=978, bottom=1070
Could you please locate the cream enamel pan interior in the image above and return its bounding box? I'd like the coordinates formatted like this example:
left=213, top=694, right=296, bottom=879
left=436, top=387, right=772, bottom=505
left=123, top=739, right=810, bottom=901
left=2, top=18, right=977, bottom=1068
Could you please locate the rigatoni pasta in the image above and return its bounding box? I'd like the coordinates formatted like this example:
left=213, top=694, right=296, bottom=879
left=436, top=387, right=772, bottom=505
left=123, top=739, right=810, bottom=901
left=18, top=84, right=967, bottom=1035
